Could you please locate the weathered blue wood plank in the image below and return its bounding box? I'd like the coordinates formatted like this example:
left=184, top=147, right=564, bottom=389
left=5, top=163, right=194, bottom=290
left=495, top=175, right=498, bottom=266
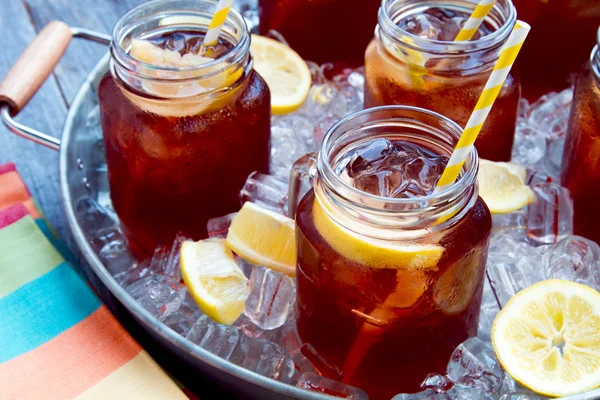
left=24, top=0, right=146, bottom=103
left=0, top=1, right=69, bottom=241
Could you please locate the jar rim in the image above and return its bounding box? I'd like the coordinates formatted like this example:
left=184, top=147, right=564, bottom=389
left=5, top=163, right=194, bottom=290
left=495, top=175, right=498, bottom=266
left=378, top=0, right=516, bottom=55
left=318, top=105, right=479, bottom=210
left=111, top=0, right=250, bottom=79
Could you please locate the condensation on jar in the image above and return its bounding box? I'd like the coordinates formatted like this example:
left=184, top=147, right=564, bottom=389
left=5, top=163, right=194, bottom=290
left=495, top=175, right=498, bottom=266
left=98, top=0, right=271, bottom=259
left=561, top=28, right=600, bottom=245
left=364, top=0, right=520, bottom=162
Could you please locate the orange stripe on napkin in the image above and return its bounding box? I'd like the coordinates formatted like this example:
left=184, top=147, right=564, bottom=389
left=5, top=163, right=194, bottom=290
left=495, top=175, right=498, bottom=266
left=21, top=198, right=40, bottom=219
left=0, top=171, right=30, bottom=210
left=0, top=306, right=141, bottom=399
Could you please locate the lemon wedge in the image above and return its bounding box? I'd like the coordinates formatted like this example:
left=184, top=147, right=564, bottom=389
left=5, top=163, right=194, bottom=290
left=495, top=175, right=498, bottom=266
left=492, top=279, right=600, bottom=397
left=312, top=197, right=443, bottom=270
left=226, top=202, right=296, bottom=276
left=250, top=34, right=311, bottom=115
left=478, top=159, right=536, bottom=214
left=180, top=238, right=249, bottom=325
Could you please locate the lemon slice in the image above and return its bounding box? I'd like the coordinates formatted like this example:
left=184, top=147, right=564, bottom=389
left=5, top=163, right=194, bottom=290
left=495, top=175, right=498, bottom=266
left=478, top=159, right=536, bottom=214
left=250, top=35, right=311, bottom=115
left=180, top=238, right=249, bottom=325
left=492, top=279, right=600, bottom=397
left=226, top=202, right=296, bottom=276
left=433, top=247, right=486, bottom=314
left=312, top=198, right=443, bottom=270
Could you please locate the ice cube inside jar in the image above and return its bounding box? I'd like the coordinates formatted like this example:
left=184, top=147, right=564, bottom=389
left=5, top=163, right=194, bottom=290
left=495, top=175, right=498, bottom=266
left=127, top=30, right=236, bottom=98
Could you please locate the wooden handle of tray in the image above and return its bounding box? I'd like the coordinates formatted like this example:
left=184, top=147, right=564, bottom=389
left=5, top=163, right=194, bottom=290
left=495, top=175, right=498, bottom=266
left=0, top=21, right=72, bottom=114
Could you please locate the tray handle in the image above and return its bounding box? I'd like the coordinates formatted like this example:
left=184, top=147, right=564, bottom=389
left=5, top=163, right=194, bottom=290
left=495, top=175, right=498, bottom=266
left=0, top=22, right=110, bottom=150
left=0, top=21, right=72, bottom=113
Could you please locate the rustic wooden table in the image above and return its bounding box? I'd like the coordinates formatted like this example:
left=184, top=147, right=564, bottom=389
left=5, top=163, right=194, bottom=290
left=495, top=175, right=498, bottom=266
left=0, top=1, right=238, bottom=397
left=0, top=0, right=148, bottom=243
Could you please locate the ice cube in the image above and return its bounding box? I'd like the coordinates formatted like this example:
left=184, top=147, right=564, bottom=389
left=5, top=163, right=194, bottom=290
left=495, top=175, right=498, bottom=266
left=244, top=266, right=296, bottom=330
left=447, top=337, right=504, bottom=393
left=337, top=85, right=363, bottom=116
left=76, top=197, right=116, bottom=232
left=142, top=233, right=189, bottom=281
left=511, top=123, right=547, bottom=166
left=344, top=139, right=447, bottom=198
left=126, top=275, right=183, bottom=320
left=499, top=394, right=541, bottom=400
left=207, top=212, right=237, bottom=239
left=405, top=13, right=444, bottom=40
left=234, top=314, right=277, bottom=341
left=492, top=210, right=528, bottom=243
left=298, top=84, right=346, bottom=122
left=590, top=262, right=600, bottom=291
left=179, top=291, right=203, bottom=320
left=236, top=257, right=256, bottom=279
left=446, top=385, right=494, bottom=399
left=527, top=183, right=574, bottom=244
left=346, top=70, right=365, bottom=103
left=116, top=258, right=161, bottom=287
left=525, top=170, right=558, bottom=187
left=89, top=227, right=136, bottom=277
left=527, top=88, right=573, bottom=141
left=162, top=311, right=196, bottom=336
left=233, top=0, right=259, bottom=31
left=543, top=137, right=566, bottom=177
left=542, top=235, right=599, bottom=283
left=270, top=115, right=313, bottom=179
left=229, top=334, right=295, bottom=381
left=392, top=389, right=449, bottom=400
left=186, top=315, right=240, bottom=359
left=486, top=233, right=544, bottom=306
left=276, top=318, right=316, bottom=377
left=296, top=372, right=368, bottom=399
left=240, top=172, right=288, bottom=215
left=478, top=279, right=500, bottom=343
left=420, top=373, right=453, bottom=392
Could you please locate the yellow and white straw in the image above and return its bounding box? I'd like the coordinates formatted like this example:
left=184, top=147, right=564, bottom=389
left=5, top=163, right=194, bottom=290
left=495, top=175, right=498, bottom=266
left=435, top=20, right=531, bottom=192
left=455, top=0, right=497, bottom=41
left=202, top=0, right=233, bottom=48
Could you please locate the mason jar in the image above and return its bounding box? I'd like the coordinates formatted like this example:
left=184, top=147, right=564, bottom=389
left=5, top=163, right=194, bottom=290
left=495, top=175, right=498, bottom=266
left=98, top=0, right=271, bottom=258
left=364, top=0, right=520, bottom=162
left=289, top=106, right=492, bottom=399
left=561, top=28, right=600, bottom=245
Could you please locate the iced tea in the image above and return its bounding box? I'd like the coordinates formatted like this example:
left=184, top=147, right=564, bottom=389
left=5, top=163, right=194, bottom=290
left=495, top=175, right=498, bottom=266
left=364, top=0, right=520, bottom=161
left=98, top=1, right=271, bottom=258
left=292, top=107, right=492, bottom=399
left=258, top=0, right=380, bottom=67
left=513, top=0, right=600, bottom=100
left=561, top=41, right=600, bottom=245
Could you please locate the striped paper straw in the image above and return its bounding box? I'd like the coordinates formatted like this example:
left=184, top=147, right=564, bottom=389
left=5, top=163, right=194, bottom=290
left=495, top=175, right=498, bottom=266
left=202, top=0, right=233, bottom=48
left=455, top=0, right=497, bottom=41
left=435, top=20, right=531, bottom=192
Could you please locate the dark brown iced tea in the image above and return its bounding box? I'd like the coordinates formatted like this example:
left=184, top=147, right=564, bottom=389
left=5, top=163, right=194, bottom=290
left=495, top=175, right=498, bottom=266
left=99, top=4, right=271, bottom=258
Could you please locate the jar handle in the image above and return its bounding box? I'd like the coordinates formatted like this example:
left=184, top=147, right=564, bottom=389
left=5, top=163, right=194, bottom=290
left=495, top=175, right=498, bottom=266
left=288, top=152, right=318, bottom=218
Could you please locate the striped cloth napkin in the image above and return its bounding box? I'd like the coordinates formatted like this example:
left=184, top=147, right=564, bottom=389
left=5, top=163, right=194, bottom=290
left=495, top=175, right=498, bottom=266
left=0, top=162, right=190, bottom=400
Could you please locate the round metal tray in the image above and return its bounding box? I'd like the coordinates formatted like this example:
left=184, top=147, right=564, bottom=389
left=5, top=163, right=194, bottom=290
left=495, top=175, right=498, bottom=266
left=53, top=55, right=600, bottom=400
left=59, top=54, right=333, bottom=400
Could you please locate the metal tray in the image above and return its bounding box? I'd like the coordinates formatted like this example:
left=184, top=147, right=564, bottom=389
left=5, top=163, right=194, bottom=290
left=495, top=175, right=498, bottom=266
left=2, top=26, right=599, bottom=400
